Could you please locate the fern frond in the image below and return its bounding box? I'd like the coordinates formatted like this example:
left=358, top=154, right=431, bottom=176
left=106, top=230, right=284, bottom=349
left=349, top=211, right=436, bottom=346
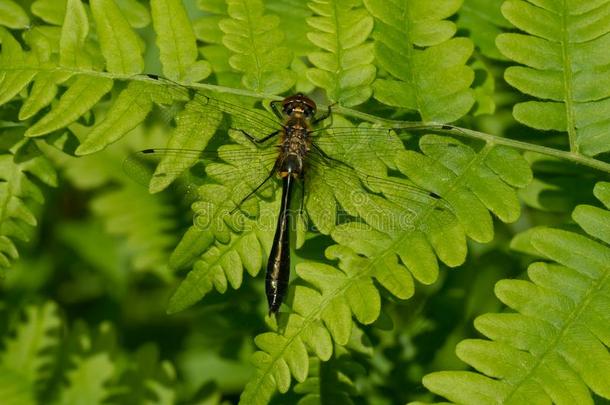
left=421, top=181, right=610, bottom=404
left=167, top=190, right=276, bottom=313
left=0, top=141, right=57, bottom=271
left=306, top=0, right=376, bottom=106
left=240, top=135, right=532, bottom=403
left=194, top=1, right=237, bottom=83
left=0, top=0, right=209, bottom=158
left=219, top=0, right=295, bottom=93
left=365, top=0, right=475, bottom=122
left=90, top=183, right=179, bottom=279
left=497, top=0, right=610, bottom=156
left=56, top=353, right=116, bottom=405
left=328, top=134, right=532, bottom=274
left=0, top=366, right=37, bottom=405
left=0, top=301, right=61, bottom=392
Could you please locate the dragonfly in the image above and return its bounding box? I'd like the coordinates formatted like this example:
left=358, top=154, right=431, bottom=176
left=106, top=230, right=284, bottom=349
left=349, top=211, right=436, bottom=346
left=124, top=77, right=453, bottom=315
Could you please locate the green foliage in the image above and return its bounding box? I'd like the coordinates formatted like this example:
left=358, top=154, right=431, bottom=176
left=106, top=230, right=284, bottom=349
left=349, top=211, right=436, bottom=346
left=0, top=137, right=57, bottom=272
left=0, top=0, right=29, bottom=29
left=0, top=301, right=60, bottom=393
left=365, top=0, right=475, bottom=122
left=306, top=0, right=375, bottom=106
left=457, top=0, right=510, bottom=61
left=0, top=0, right=609, bottom=404
left=422, top=181, right=610, bottom=404
left=497, top=0, right=610, bottom=156
left=220, top=0, right=294, bottom=93
left=152, top=0, right=211, bottom=82
left=0, top=302, right=176, bottom=404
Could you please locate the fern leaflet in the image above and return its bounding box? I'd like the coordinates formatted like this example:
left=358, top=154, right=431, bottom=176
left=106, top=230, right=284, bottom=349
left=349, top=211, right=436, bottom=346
left=306, top=0, right=376, bottom=106
left=0, top=0, right=29, bottom=29
left=0, top=301, right=61, bottom=391
left=421, top=181, right=610, bottom=404
left=0, top=138, right=57, bottom=272
left=151, top=0, right=211, bottom=82
left=497, top=0, right=610, bottom=156
left=365, top=0, right=475, bottom=122
left=220, top=0, right=295, bottom=93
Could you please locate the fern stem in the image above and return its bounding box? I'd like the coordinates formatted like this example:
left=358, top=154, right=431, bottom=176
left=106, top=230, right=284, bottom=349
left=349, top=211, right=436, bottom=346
left=334, top=106, right=610, bottom=174
left=5, top=66, right=606, bottom=173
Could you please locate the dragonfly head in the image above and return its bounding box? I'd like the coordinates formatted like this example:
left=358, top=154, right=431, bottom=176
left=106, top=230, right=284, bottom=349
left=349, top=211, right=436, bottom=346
left=282, top=93, right=317, bottom=118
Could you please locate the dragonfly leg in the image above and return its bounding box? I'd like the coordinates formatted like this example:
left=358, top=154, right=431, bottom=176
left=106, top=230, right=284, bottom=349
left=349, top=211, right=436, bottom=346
left=230, top=164, right=278, bottom=214
left=270, top=100, right=284, bottom=119
left=311, top=142, right=354, bottom=169
left=234, top=128, right=281, bottom=144
left=313, top=103, right=336, bottom=125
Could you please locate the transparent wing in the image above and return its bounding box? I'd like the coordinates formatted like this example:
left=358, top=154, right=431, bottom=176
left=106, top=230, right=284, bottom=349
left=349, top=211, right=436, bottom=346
left=147, top=77, right=284, bottom=139
left=123, top=146, right=279, bottom=189
left=124, top=125, right=448, bottom=211
left=306, top=150, right=447, bottom=211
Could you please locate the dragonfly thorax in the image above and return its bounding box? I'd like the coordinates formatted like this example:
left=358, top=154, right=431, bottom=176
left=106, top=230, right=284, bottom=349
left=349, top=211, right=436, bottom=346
left=278, top=127, right=309, bottom=178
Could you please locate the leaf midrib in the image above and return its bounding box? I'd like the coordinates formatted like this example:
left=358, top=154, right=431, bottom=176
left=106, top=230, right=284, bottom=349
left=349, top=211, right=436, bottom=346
left=559, top=1, right=577, bottom=153
left=503, top=261, right=609, bottom=403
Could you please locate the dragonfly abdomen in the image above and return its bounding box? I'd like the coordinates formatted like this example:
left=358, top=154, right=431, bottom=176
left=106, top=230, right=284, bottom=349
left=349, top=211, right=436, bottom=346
left=266, top=174, right=294, bottom=314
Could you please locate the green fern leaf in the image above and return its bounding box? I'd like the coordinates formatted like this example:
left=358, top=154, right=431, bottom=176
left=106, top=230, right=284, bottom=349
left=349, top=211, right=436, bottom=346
left=0, top=367, right=37, bottom=405
left=0, top=142, right=57, bottom=271
left=57, top=353, right=116, bottom=405
left=151, top=0, right=211, bottom=82
left=90, top=0, right=144, bottom=75
left=31, top=0, right=66, bottom=25
left=0, top=29, right=38, bottom=106
left=219, top=0, right=295, bottom=93
left=306, top=0, right=375, bottom=106
left=422, top=181, right=610, bottom=404
left=497, top=0, right=610, bottom=155
left=240, top=310, right=334, bottom=404
left=126, top=344, right=177, bottom=405
left=25, top=76, right=114, bottom=137
left=167, top=192, right=275, bottom=313
left=117, top=0, right=151, bottom=28
left=239, top=135, right=532, bottom=403
left=267, top=0, right=316, bottom=57
left=329, top=135, right=532, bottom=285
left=18, top=71, right=71, bottom=121
left=0, top=302, right=61, bottom=388
left=0, top=0, right=29, bottom=29
left=148, top=98, right=223, bottom=192
left=59, top=0, right=91, bottom=69
left=365, top=0, right=475, bottom=122
left=90, top=183, right=179, bottom=278
left=194, top=1, right=235, bottom=79
left=75, top=81, right=161, bottom=155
